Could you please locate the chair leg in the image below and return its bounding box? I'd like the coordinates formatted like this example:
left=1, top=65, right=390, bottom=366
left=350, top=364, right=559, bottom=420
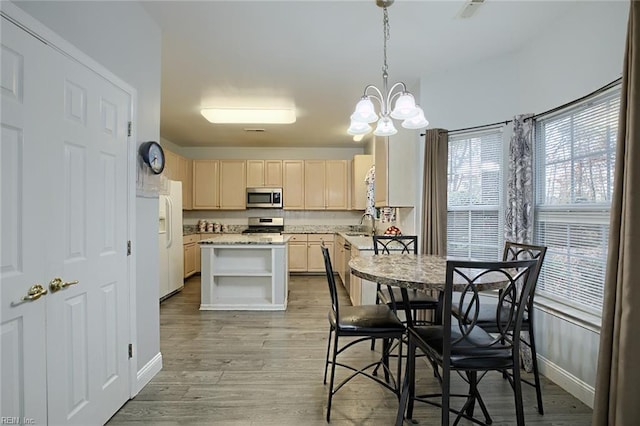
left=323, top=326, right=333, bottom=385
left=382, top=338, right=391, bottom=383
left=371, top=291, right=381, bottom=351
left=512, top=362, right=526, bottom=426
left=326, top=330, right=340, bottom=422
left=528, top=327, right=544, bottom=415
left=396, top=334, right=415, bottom=426
left=441, top=361, right=450, bottom=426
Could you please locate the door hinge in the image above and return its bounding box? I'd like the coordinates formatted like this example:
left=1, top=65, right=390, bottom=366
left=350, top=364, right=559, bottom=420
left=127, top=240, right=132, bottom=256
left=127, top=121, right=132, bottom=137
left=128, top=343, right=133, bottom=359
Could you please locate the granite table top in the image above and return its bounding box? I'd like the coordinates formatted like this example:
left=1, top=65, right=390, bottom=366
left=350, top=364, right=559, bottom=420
left=348, top=254, right=510, bottom=292
left=199, top=234, right=291, bottom=245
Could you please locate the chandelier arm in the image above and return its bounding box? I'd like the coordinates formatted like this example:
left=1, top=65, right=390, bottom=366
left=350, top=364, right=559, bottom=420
left=386, top=82, right=409, bottom=112
left=363, top=85, right=385, bottom=111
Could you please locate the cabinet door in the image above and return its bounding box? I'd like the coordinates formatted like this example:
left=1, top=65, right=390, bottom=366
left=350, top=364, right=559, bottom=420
left=326, top=160, right=348, bottom=210
left=307, top=241, right=334, bottom=272
left=181, top=156, right=193, bottom=210
left=264, top=160, right=283, bottom=187
left=283, top=160, right=304, bottom=209
left=219, top=160, right=246, bottom=209
left=164, top=149, right=179, bottom=181
left=193, top=160, right=219, bottom=209
left=288, top=242, right=308, bottom=272
left=352, top=155, right=373, bottom=210
left=246, top=160, right=265, bottom=187
left=184, top=243, right=197, bottom=278
left=304, top=160, right=326, bottom=209
left=374, top=137, right=388, bottom=206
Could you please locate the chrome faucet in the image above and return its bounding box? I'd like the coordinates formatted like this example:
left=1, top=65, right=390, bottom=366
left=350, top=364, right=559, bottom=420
left=359, top=213, right=375, bottom=235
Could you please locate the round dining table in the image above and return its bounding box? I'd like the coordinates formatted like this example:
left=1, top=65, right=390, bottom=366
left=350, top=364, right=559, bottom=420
left=348, top=253, right=510, bottom=293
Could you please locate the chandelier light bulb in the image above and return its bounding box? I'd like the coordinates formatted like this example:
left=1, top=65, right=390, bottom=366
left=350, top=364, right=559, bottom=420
left=348, top=120, right=372, bottom=135
left=351, top=97, right=378, bottom=123
left=402, top=105, right=429, bottom=130
left=374, top=117, right=397, bottom=136
left=390, top=92, right=419, bottom=120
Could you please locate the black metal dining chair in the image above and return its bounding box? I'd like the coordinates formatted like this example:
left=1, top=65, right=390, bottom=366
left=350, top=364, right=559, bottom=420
left=321, top=245, right=406, bottom=422
left=474, top=241, right=547, bottom=415
left=371, top=235, right=439, bottom=343
left=396, top=258, right=539, bottom=426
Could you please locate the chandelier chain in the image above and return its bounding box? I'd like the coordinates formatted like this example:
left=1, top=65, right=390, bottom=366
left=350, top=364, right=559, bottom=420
left=382, top=7, right=390, bottom=75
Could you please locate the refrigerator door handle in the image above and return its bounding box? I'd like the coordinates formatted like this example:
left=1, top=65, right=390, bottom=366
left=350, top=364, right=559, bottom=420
left=166, top=197, right=173, bottom=248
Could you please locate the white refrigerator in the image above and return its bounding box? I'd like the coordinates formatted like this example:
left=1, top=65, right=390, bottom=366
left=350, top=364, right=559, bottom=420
left=159, top=180, right=184, bottom=300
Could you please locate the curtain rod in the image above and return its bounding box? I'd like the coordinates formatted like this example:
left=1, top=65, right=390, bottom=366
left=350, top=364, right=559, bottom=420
left=421, top=120, right=511, bottom=136
left=419, top=76, right=622, bottom=136
left=525, top=77, right=622, bottom=121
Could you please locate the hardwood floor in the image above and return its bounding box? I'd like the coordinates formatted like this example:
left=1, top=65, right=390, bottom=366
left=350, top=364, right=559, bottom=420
left=108, top=274, right=592, bottom=425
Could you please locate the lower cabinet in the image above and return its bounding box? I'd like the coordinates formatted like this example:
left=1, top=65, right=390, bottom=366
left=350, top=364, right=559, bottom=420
left=183, top=234, right=199, bottom=278
left=349, top=247, right=377, bottom=306
left=284, top=233, right=334, bottom=273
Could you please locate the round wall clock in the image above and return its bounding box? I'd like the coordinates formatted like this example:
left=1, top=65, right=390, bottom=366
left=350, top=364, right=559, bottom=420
left=139, top=141, right=165, bottom=174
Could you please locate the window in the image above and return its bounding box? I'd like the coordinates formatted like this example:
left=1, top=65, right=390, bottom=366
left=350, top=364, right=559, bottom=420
left=447, top=129, right=504, bottom=260
left=534, top=88, right=620, bottom=316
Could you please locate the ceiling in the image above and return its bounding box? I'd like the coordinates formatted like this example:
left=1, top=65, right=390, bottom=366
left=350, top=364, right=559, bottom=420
left=141, top=0, right=577, bottom=149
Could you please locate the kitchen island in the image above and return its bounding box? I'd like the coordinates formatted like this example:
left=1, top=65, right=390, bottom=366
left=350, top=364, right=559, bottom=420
left=199, top=234, right=290, bottom=311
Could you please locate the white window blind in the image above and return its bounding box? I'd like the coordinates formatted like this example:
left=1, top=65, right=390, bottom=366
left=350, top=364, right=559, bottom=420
left=534, top=88, right=620, bottom=315
left=447, top=129, right=504, bottom=260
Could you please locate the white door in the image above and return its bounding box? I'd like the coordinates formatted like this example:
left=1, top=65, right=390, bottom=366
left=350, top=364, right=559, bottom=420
left=1, top=16, right=54, bottom=425
left=1, top=16, right=131, bottom=424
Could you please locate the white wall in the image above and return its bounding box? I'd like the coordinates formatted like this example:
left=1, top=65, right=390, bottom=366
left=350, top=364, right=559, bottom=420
left=15, top=0, right=163, bottom=391
left=417, top=1, right=629, bottom=407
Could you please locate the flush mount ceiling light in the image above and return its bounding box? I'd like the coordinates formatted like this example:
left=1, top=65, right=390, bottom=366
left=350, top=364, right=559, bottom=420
left=201, top=108, right=296, bottom=124
left=348, top=0, right=429, bottom=137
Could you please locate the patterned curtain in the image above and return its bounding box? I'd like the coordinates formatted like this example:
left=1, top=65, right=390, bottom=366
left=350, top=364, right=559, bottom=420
left=504, top=114, right=535, bottom=371
left=504, top=114, right=534, bottom=244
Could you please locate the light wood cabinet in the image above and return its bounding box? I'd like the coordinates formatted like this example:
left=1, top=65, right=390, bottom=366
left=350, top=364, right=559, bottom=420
left=374, top=133, right=416, bottom=207
left=304, top=160, right=325, bottom=209
left=307, top=234, right=334, bottom=272
left=163, top=149, right=193, bottom=210
left=219, top=160, right=246, bottom=209
left=192, top=160, right=246, bottom=210
left=283, top=160, right=305, bottom=209
left=287, top=234, right=308, bottom=272
left=183, top=234, right=200, bottom=278
left=192, top=160, right=219, bottom=209
left=303, top=160, right=348, bottom=210
left=326, top=160, right=348, bottom=209
left=247, top=160, right=282, bottom=187
left=352, top=154, right=373, bottom=210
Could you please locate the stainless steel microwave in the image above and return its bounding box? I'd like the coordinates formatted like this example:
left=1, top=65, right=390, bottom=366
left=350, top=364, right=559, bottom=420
left=246, top=187, right=283, bottom=208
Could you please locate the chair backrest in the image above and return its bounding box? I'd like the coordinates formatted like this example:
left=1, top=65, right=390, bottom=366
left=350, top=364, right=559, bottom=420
left=321, top=245, right=340, bottom=319
left=443, top=259, right=539, bottom=353
left=502, top=242, right=547, bottom=311
left=372, top=235, right=418, bottom=255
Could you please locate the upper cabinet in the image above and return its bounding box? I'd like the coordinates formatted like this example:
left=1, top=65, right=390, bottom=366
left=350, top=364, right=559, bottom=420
left=352, top=154, right=373, bottom=210
left=283, top=160, right=305, bottom=209
left=304, top=160, right=348, bottom=210
left=219, top=160, right=246, bottom=209
left=192, top=160, right=219, bottom=209
left=163, top=148, right=193, bottom=210
left=374, top=133, right=416, bottom=207
left=246, top=160, right=282, bottom=187
left=193, top=159, right=246, bottom=210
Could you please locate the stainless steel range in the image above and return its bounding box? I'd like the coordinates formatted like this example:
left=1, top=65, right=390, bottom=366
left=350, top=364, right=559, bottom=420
left=242, top=217, right=284, bottom=234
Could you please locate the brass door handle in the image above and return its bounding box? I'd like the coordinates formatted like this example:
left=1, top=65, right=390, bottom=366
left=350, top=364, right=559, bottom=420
left=49, top=277, right=80, bottom=292
left=22, top=284, right=48, bottom=301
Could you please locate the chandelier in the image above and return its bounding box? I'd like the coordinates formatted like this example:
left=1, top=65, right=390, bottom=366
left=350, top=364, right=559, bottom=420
left=348, top=0, right=429, bottom=137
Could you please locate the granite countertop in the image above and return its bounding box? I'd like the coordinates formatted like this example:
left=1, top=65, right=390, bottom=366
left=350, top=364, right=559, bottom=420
left=337, top=232, right=375, bottom=250
left=199, top=234, right=291, bottom=245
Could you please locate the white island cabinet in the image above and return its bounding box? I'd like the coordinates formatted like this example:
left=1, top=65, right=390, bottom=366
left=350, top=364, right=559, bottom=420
left=199, top=235, right=290, bottom=310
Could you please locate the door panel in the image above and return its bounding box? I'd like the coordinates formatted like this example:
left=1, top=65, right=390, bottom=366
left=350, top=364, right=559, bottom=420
left=1, top=20, right=52, bottom=425
left=46, top=49, right=131, bottom=424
